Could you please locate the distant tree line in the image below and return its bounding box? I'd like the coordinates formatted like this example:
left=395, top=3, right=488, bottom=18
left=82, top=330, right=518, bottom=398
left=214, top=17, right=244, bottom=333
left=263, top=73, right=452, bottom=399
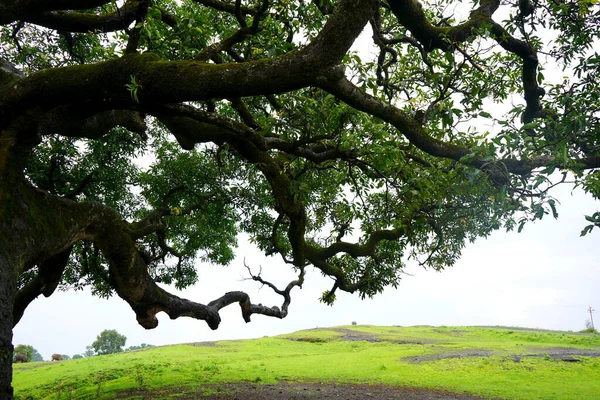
left=15, top=330, right=153, bottom=362
left=12, top=345, right=42, bottom=363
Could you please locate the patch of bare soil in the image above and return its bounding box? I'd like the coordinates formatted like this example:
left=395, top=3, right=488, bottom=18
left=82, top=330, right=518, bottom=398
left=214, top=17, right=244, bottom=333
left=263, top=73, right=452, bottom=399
left=187, top=341, right=218, bottom=347
left=512, top=347, right=600, bottom=362
left=295, top=328, right=433, bottom=345
left=403, top=350, right=494, bottom=363
left=329, top=328, right=383, bottom=343
left=126, top=382, right=493, bottom=399
left=475, top=326, right=597, bottom=336
left=403, top=347, right=600, bottom=363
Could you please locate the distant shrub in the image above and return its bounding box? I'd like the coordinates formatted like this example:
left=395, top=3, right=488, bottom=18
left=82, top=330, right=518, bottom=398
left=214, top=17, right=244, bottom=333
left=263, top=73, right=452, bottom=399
left=72, top=354, right=83, bottom=359
left=126, top=343, right=154, bottom=351
left=582, top=320, right=598, bottom=334
left=351, top=321, right=357, bottom=325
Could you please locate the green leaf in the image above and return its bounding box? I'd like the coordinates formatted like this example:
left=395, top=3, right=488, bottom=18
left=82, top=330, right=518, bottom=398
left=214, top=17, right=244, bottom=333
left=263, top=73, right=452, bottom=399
left=580, top=225, right=594, bottom=236
left=445, top=52, right=454, bottom=64
left=537, top=71, right=544, bottom=84
left=548, top=199, right=558, bottom=219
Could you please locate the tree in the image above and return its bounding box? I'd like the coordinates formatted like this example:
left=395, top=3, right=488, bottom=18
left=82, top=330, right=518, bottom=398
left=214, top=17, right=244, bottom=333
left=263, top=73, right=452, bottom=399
left=91, top=330, right=127, bottom=355
left=1, top=0, right=599, bottom=397
left=11, top=346, right=32, bottom=363
left=30, top=349, right=43, bottom=363
left=11, top=345, right=41, bottom=363
left=83, top=346, right=95, bottom=358
left=72, top=354, right=83, bottom=359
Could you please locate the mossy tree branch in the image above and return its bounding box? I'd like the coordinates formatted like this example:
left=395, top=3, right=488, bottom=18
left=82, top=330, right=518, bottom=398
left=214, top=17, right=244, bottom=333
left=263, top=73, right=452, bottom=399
left=1, top=0, right=146, bottom=33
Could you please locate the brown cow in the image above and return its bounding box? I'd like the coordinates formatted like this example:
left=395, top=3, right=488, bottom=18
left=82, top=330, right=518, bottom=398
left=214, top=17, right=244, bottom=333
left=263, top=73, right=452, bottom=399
left=51, top=354, right=63, bottom=361
left=14, top=354, right=27, bottom=363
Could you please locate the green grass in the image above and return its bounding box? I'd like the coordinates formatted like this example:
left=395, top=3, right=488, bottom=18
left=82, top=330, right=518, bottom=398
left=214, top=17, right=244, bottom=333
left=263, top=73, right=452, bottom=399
left=12, top=325, right=600, bottom=399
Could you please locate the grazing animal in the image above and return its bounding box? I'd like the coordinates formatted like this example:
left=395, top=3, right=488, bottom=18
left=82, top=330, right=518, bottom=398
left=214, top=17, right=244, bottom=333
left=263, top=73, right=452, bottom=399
left=14, top=354, right=27, bottom=363
left=51, top=354, right=63, bottom=361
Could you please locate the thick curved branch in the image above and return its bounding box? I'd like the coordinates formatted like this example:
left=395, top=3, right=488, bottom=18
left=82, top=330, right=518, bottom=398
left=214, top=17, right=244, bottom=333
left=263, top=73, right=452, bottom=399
left=2, top=0, right=377, bottom=132
left=63, top=172, right=95, bottom=199
left=191, top=0, right=256, bottom=16
left=317, top=70, right=600, bottom=177
left=156, top=7, right=177, bottom=28
left=244, top=260, right=304, bottom=318
left=0, top=57, right=24, bottom=85
left=297, top=222, right=411, bottom=293
left=388, top=0, right=500, bottom=52
left=125, top=2, right=150, bottom=54
left=388, top=0, right=550, bottom=124
left=14, top=1, right=143, bottom=33
left=86, top=198, right=299, bottom=328
left=150, top=103, right=309, bottom=266
left=502, top=154, right=600, bottom=175
left=39, top=107, right=147, bottom=139
left=264, top=137, right=358, bottom=164
left=487, top=21, right=545, bottom=123
left=0, top=0, right=111, bottom=22
left=307, top=226, right=407, bottom=262
left=13, top=246, right=72, bottom=326
left=207, top=291, right=290, bottom=322
left=6, top=173, right=304, bottom=331
left=317, top=70, right=469, bottom=161
left=124, top=209, right=169, bottom=240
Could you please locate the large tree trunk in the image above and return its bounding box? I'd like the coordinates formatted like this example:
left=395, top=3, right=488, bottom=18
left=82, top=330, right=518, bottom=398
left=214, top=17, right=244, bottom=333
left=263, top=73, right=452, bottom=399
left=0, top=132, right=31, bottom=400
left=0, top=256, right=15, bottom=400
left=0, top=129, right=17, bottom=400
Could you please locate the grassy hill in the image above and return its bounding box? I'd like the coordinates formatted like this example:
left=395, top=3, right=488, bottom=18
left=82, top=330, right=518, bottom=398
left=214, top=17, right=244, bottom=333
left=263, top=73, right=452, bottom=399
left=12, top=325, right=600, bottom=399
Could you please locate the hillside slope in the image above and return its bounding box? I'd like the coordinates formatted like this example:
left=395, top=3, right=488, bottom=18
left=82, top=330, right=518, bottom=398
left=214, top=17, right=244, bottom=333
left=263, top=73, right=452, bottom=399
left=13, top=325, right=600, bottom=399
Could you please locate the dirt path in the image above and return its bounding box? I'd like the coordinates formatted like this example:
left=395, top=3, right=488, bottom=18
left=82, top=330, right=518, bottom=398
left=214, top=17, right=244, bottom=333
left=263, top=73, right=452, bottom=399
left=195, top=383, right=492, bottom=399
left=119, top=382, right=494, bottom=399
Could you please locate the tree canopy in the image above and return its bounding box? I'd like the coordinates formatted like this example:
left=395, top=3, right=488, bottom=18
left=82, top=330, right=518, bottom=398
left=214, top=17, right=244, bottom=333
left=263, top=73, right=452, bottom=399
left=91, top=329, right=127, bottom=355
left=1, top=0, right=599, bottom=397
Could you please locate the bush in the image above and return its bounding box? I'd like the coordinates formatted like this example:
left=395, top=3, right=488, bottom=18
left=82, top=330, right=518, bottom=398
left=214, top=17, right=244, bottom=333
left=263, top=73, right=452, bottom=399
left=126, top=343, right=154, bottom=351
left=581, top=320, right=598, bottom=334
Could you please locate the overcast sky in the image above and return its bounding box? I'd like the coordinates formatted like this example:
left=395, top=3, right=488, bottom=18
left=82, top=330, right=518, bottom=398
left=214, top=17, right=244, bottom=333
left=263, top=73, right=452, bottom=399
left=13, top=182, right=599, bottom=360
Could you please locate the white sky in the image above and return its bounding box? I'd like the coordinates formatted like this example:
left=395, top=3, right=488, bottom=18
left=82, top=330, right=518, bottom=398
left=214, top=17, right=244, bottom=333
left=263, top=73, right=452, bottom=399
left=13, top=182, right=599, bottom=360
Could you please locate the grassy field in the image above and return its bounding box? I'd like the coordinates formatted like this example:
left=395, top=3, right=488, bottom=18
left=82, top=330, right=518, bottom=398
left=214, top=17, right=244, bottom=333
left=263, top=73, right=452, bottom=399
left=12, top=325, right=600, bottom=399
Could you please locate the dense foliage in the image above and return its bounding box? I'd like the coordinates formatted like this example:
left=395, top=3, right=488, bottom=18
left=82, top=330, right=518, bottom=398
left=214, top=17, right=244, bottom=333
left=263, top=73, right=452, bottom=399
left=0, top=0, right=599, bottom=397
